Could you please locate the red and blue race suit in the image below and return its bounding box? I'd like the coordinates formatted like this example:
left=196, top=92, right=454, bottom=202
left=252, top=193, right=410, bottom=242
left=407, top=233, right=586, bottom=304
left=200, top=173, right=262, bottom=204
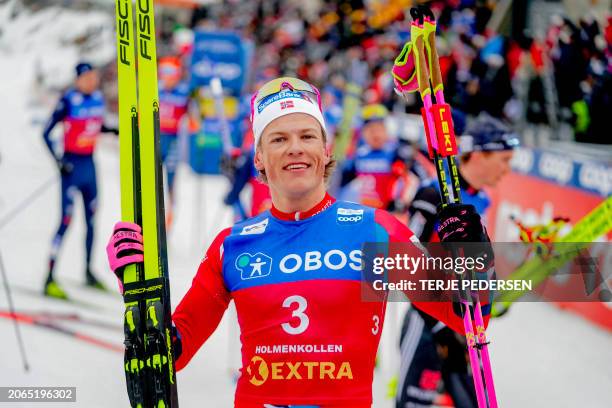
left=43, top=88, right=106, bottom=156
left=171, top=194, right=488, bottom=407
left=339, top=143, right=404, bottom=210
left=159, top=81, right=190, bottom=135
left=158, top=81, right=190, bottom=198
left=42, top=88, right=111, bottom=274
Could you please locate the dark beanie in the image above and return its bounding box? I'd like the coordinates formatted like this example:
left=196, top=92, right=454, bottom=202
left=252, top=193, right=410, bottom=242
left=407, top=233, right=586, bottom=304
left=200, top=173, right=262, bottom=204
left=75, top=62, right=94, bottom=77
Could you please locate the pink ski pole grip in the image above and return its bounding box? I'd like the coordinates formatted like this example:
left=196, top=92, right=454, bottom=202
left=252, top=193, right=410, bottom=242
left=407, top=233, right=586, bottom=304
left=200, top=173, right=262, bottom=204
left=106, top=222, right=144, bottom=273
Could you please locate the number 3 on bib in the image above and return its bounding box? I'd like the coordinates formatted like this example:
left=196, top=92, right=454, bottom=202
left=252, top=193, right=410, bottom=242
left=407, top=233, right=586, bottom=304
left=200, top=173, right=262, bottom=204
left=372, top=315, right=380, bottom=335
left=281, top=295, right=309, bottom=335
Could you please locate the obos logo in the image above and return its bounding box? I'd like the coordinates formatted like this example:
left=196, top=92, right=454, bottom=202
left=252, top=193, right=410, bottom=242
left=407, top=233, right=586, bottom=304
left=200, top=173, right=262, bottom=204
left=279, top=249, right=362, bottom=274
left=337, top=208, right=364, bottom=225
left=235, top=252, right=272, bottom=280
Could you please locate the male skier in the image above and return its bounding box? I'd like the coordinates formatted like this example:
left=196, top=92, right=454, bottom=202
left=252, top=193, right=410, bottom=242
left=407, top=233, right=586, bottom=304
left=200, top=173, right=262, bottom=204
left=107, top=77, right=494, bottom=407
left=395, top=114, right=519, bottom=408
left=43, top=62, right=117, bottom=298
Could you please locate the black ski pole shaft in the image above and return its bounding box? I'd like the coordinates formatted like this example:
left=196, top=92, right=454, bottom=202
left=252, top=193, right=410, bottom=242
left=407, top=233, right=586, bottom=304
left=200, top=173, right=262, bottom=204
left=0, top=249, right=30, bottom=371
left=210, top=76, right=234, bottom=156
left=0, top=310, right=123, bottom=353
left=404, top=7, right=497, bottom=407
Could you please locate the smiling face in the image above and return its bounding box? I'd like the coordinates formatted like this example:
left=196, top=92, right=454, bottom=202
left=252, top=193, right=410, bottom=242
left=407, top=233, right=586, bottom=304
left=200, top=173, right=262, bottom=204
left=254, top=113, right=330, bottom=202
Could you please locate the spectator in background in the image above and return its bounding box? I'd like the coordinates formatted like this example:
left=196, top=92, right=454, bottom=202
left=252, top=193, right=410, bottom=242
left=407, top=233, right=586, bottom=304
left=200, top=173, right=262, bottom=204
left=339, top=104, right=407, bottom=210
left=185, top=0, right=611, bottom=181
left=464, top=35, right=513, bottom=119
left=42, top=62, right=117, bottom=299
left=157, top=56, right=191, bottom=226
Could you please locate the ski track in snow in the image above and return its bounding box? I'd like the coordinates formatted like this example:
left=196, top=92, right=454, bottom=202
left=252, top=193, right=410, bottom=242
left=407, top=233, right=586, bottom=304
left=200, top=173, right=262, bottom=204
left=0, top=4, right=610, bottom=407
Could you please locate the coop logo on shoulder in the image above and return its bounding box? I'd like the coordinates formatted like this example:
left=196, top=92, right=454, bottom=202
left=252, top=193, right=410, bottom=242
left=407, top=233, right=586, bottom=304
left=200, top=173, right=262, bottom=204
left=336, top=208, right=364, bottom=224
left=240, top=218, right=269, bottom=235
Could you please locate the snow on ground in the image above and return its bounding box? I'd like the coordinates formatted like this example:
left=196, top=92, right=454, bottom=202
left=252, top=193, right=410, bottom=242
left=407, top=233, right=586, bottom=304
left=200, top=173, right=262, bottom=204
left=0, top=1, right=115, bottom=90
left=0, top=3, right=610, bottom=408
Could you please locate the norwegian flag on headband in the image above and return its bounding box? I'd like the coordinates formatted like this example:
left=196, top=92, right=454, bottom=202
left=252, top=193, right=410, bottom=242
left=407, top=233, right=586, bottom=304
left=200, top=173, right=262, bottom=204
left=280, top=100, right=294, bottom=110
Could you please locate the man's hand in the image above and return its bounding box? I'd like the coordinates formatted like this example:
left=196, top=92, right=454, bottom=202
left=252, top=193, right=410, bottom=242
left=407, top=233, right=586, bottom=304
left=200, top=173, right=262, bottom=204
left=106, top=222, right=144, bottom=293
left=437, top=204, right=488, bottom=243
left=436, top=204, right=493, bottom=270
left=56, top=158, right=73, bottom=176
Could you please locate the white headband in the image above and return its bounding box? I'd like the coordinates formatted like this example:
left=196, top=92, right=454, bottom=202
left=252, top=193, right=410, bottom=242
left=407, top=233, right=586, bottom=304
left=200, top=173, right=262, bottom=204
left=252, top=90, right=326, bottom=148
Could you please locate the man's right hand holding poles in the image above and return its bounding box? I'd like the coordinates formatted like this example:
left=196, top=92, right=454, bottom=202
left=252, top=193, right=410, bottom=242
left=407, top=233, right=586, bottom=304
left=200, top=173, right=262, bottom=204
left=392, top=6, right=498, bottom=408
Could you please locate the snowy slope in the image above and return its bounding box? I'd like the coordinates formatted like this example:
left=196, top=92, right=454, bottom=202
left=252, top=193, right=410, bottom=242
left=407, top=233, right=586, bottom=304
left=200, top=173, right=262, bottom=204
left=0, top=1, right=115, bottom=90
left=0, top=3, right=610, bottom=408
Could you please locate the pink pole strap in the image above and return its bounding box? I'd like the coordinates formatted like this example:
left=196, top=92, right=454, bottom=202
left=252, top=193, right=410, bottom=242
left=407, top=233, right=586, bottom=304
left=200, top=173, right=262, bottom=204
left=474, top=302, right=498, bottom=407
left=462, top=301, right=488, bottom=408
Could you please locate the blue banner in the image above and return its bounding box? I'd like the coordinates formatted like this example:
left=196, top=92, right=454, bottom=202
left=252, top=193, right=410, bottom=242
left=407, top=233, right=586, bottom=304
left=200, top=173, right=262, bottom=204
left=191, top=30, right=249, bottom=94
left=511, top=148, right=611, bottom=197
left=189, top=118, right=245, bottom=175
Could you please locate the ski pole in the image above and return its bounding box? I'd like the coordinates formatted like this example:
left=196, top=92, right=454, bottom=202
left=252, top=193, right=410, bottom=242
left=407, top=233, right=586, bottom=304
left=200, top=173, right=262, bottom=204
left=408, top=19, right=488, bottom=407
left=0, top=309, right=123, bottom=332
left=397, top=8, right=497, bottom=407
left=0, top=175, right=58, bottom=231
left=334, top=58, right=369, bottom=162
left=415, top=8, right=495, bottom=407
left=210, top=75, right=248, bottom=220
left=210, top=76, right=235, bottom=157
left=0, top=310, right=122, bottom=353
left=417, top=7, right=498, bottom=406
left=0, top=249, right=30, bottom=371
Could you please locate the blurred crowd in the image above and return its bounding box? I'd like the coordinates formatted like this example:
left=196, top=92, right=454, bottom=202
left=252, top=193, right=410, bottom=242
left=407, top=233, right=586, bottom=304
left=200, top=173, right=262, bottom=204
left=176, top=0, right=611, bottom=145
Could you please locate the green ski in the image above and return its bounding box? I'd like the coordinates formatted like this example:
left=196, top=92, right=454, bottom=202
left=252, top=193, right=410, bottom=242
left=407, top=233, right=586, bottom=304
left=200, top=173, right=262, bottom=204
left=492, top=195, right=612, bottom=316
left=115, top=0, right=178, bottom=406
